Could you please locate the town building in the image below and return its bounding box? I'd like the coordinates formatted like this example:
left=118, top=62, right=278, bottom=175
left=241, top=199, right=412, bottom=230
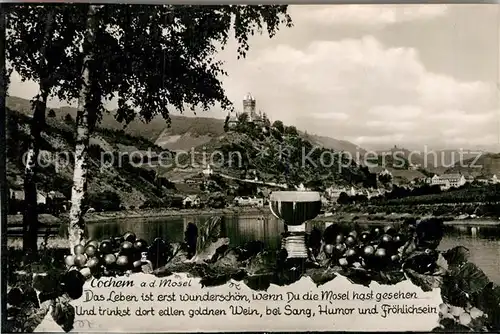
left=202, top=164, right=214, bottom=176
left=234, top=196, right=264, bottom=207
left=430, top=173, right=466, bottom=190
left=379, top=168, right=393, bottom=178
left=408, top=163, right=421, bottom=171
left=183, top=195, right=201, bottom=208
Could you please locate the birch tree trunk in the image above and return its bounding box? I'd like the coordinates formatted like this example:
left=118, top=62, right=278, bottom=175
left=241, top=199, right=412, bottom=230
left=68, top=5, right=99, bottom=253
left=22, top=10, right=54, bottom=256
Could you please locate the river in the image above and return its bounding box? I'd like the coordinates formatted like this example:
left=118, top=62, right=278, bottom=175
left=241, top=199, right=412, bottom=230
left=87, top=213, right=500, bottom=284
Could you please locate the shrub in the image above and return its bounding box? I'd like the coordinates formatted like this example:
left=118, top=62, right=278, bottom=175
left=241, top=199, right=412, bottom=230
left=86, top=191, right=122, bottom=212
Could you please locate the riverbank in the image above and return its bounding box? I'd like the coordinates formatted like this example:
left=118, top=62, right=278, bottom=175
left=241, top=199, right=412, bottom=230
left=82, top=206, right=271, bottom=222
left=7, top=206, right=271, bottom=226
left=8, top=205, right=500, bottom=228
left=312, top=212, right=500, bottom=227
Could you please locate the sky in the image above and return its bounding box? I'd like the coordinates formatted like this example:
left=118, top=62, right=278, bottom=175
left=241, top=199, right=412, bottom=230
left=7, top=4, right=500, bottom=151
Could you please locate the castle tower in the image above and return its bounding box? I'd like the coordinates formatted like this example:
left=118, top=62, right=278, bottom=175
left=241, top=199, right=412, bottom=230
left=243, top=92, right=256, bottom=122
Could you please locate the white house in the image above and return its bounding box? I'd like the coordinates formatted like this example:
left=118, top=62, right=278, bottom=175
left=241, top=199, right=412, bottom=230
left=326, top=186, right=344, bottom=199
left=37, top=191, right=47, bottom=205
left=234, top=196, right=264, bottom=207
left=348, top=186, right=357, bottom=197
left=491, top=174, right=499, bottom=184
left=202, top=164, right=213, bottom=176
left=10, top=189, right=24, bottom=200
left=380, top=168, right=393, bottom=177
left=430, top=174, right=466, bottom=190
left=9, top=189, right=48, bottom=204
left=183, top=195, right=201, bottom=208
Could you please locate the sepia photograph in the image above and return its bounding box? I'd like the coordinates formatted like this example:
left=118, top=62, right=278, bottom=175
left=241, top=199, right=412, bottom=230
left=2, top=3, right=500, bottom=333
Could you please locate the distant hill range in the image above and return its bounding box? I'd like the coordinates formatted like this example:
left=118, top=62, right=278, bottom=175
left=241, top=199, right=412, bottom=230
left=7, top=96, right=497, bottom=176
left=444, top=153, right=500, bottom=177
left=6, top=96, right=366, bottom=156
left=5, top=96, right=372, bottom=206
left=373, top=146, right=494, bottom=172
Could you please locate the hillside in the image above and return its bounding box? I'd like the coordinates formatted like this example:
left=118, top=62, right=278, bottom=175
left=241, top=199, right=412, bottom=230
left=6, top=107, right=171, bottom=210
left=6, top=96, right=365, bottom=156
left=444, top=153, right=500, bottom=177
left=302, top=132, right=366, bottom=157
left=374, top=146, right=488, bottom=170
left=168, top=121, right=375, bottom=190
left=6, top=96, right=374, bottom=210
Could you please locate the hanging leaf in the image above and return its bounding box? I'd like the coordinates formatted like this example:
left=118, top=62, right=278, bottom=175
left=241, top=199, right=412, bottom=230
left=404, top=268, right=443, bottom=292
left=200, top=273, right=232, bottom=288
left=343, top=268, right=372, bottom=287
left=11, top=299, right=51, bottom=332
left=308, top=267, right=338, bottom=286
left=474, top=283, right=500, bottom=330
left=441, top=275, right=469, bottom=307
left=196, top=238, right=230, bottom=263
left=456, top=262, right=490, bottom=295
left=403, top=249, right=439, bottom=275
left=51, top=296, right=75, bottom=332
left=246, top=250, right=277, bottom=276
left=236, top=240, right=265, bottom=262
left=377, top=270, right=406, bottom=286
left=244, top=273, right=274, bottom=291
left=192, top=216, right=223, bottom=258
left=442, top=246, right=470, bottom=270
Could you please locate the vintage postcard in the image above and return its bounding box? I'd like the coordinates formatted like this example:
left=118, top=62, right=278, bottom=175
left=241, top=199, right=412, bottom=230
left=3, top=3, right=500, bottom=333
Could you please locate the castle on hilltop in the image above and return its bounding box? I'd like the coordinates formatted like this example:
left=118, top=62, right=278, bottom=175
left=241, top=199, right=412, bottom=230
left=227, top=92, right=268, bottom=130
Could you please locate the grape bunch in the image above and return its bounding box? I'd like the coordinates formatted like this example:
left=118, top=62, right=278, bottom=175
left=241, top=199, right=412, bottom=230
left=63, top=232, right=173, bottom=282
left=437, top=303, right=488, bottom=331
left=321, top=224, right=409, bottom=271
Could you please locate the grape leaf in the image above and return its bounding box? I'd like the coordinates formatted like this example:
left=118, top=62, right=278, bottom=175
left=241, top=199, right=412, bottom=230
left=246, top=250, right=277, bottom=276
left=377, top=270, right=405, bottom=285
left=200, top=273, right=232, bottom=288
left=13, top=300, right=50, bottom=332
left=442, top=246, right=470, bottom=270
left=51, top=296, right=75, bottom=333
left=196, top=216, right=223, bottom=256
left=474, top=283, right=500, bottom=331
left=441, top=275, right=469, bottom=307
left=343, top=268, right=373, bottom=287
left=404, top=269, right=442, bottom=292
left=307, top=267, right=338, bottom=286
left=244, top=274, right=274, bottom=291
left=456, top=262, right=490, bottom=295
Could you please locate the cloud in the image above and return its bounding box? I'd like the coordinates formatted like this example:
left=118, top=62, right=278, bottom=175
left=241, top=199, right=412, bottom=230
left=311, top=112, right=349, bottom=120
left=220, top=35, right=497, bottom=150
left=290, top=5, right=449, bottom=26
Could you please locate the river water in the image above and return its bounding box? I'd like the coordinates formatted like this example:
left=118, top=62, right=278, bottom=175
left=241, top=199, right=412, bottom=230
left=87, top=213, right=500, bottom=284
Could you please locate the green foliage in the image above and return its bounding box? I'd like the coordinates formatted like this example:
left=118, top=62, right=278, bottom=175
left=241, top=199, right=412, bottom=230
left=384, top=184, right=500, bottom=205
left=272, top=120, right=284, bottom=134
left=85, top=190, right=122, bottom=212
left=6, top=5, right=86, bottom=101
left=284, top=125, right=298, bottom=136
left=378, top=173, right=392, bottom=184
left=8, top=4, right=292, bottom=126
left=207, top=192, right=226, bottom=208
left=47, top=109, right=56, bottom=117
left=95, top=5, right=291, bottom=125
